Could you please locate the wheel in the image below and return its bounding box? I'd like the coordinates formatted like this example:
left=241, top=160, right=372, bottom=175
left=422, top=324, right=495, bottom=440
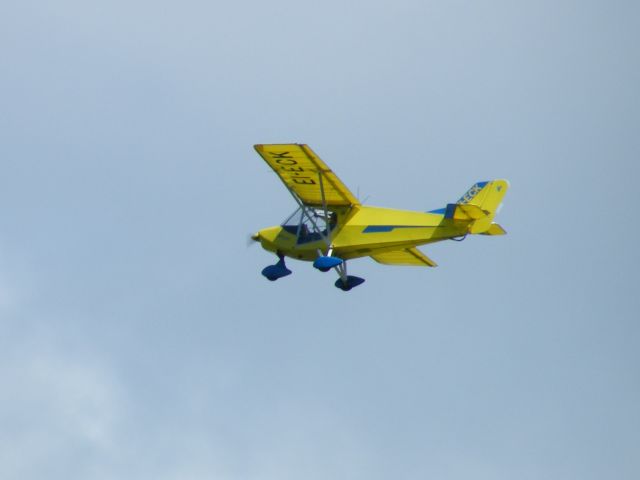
left=334, top=275, right=365, bottom=291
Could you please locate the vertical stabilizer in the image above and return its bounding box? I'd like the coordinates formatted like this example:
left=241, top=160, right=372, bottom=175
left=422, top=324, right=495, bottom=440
left=457, top=179, right=509, bottom=216
left=447, top=180, right=509, bottom=234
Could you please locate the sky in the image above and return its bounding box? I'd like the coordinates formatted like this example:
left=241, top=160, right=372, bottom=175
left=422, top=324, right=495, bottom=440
left=1, top=1, right=639, bottom=479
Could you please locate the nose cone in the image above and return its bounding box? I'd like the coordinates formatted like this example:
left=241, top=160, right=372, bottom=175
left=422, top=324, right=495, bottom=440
left=253, top=226, right=292, bottom=254
left=256, top=226, right=283, bottom=243
left=251, top=232, right=260, bottom=242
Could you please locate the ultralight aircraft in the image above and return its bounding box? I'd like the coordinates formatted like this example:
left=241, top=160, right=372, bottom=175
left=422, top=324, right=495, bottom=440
left=251, top=144, right=509, bottom=291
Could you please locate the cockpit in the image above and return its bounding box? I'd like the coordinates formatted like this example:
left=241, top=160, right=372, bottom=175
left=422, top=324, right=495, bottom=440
left=281, top=207, right=337, bottom=244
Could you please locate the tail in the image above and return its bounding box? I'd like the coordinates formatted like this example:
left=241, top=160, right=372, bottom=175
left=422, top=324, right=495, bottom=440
left=445, top=179, right=509, bottom=234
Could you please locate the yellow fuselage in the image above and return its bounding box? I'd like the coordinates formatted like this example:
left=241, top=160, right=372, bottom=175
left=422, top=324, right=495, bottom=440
left=256, top=205, right=466, bottom=262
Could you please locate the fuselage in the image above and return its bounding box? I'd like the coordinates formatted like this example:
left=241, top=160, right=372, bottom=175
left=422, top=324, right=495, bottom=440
left=255, top=205, right=468, bottom=262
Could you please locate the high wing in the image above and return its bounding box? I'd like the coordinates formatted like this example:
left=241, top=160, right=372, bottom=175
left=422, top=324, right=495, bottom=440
left=255, top=144, right=360, bottom=208
left=370, top=248, right=437, bottom=267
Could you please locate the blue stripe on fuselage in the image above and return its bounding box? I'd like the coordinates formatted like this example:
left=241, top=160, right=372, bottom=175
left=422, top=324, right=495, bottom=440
left=362, top=225, right=432, bottom=233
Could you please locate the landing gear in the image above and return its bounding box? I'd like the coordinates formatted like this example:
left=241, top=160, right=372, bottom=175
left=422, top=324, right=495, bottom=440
left=261, top=254, right=292, bottom=281
left=334, top=275, right=366, bottom=291
left=313, top=255, right=343, bottom=272
left=311, top=251, right=365, bottom=290
left=332, top=259, right=365, bottom=292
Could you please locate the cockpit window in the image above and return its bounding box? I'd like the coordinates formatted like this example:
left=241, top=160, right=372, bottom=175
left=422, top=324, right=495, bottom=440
left=281, top=207, right=336, bottom=244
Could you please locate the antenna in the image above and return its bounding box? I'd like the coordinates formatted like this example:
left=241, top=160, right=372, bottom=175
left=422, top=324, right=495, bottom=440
left=357, top=186, right=370, bottom=204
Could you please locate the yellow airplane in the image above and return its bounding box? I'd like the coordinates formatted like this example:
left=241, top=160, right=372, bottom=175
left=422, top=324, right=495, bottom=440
left=251, top=144, right=509, bottom=291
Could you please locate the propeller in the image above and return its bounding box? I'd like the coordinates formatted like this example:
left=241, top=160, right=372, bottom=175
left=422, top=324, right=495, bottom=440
left=247, top=232, right=260, bottom=247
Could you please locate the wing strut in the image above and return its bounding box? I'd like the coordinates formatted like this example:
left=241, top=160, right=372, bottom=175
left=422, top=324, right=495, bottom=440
left=283, top=185, right=331, bottom=248
left=316, top=170, right=334, bottom=248
left=317, top=172, right=329, bottom=234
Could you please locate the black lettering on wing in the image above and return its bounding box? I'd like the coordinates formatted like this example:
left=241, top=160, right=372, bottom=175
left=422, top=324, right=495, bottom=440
left=292, top=177, right=316, bottom=185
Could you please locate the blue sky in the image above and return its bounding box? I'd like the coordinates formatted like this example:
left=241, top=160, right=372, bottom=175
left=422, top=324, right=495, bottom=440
left=1, top=1, right=639, bottom=479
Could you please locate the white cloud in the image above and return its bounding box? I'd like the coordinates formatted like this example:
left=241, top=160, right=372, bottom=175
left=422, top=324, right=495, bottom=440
left=0, top=341, right=124, bottom=479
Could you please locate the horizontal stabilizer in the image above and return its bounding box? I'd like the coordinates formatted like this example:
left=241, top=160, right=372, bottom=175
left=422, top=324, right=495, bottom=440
left=445, top=203, right=489, bottom=221
left=480, top=223, right=507, bottom=236
left=371, top=247, right=437, bottom=267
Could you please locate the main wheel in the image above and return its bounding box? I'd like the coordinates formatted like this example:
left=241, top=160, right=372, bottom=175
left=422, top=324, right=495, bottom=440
left=334, top=275, right=365, bottom=291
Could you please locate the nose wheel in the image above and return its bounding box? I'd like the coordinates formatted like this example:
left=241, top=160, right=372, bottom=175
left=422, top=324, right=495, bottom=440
left=261, top=254, right=292, bottom=281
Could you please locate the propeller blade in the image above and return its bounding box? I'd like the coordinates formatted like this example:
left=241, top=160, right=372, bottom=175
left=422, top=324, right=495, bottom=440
left=247, top=233, right=260, bottom=247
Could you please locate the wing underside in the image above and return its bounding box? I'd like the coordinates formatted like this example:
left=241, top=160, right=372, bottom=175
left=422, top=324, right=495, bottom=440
left=370, top=248, right=437, bottom=267
left=254, top=144, right=359, bottom=207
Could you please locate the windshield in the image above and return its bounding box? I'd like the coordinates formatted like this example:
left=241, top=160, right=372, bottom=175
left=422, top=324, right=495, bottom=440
left=281, top=207, right=336, bottom=244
